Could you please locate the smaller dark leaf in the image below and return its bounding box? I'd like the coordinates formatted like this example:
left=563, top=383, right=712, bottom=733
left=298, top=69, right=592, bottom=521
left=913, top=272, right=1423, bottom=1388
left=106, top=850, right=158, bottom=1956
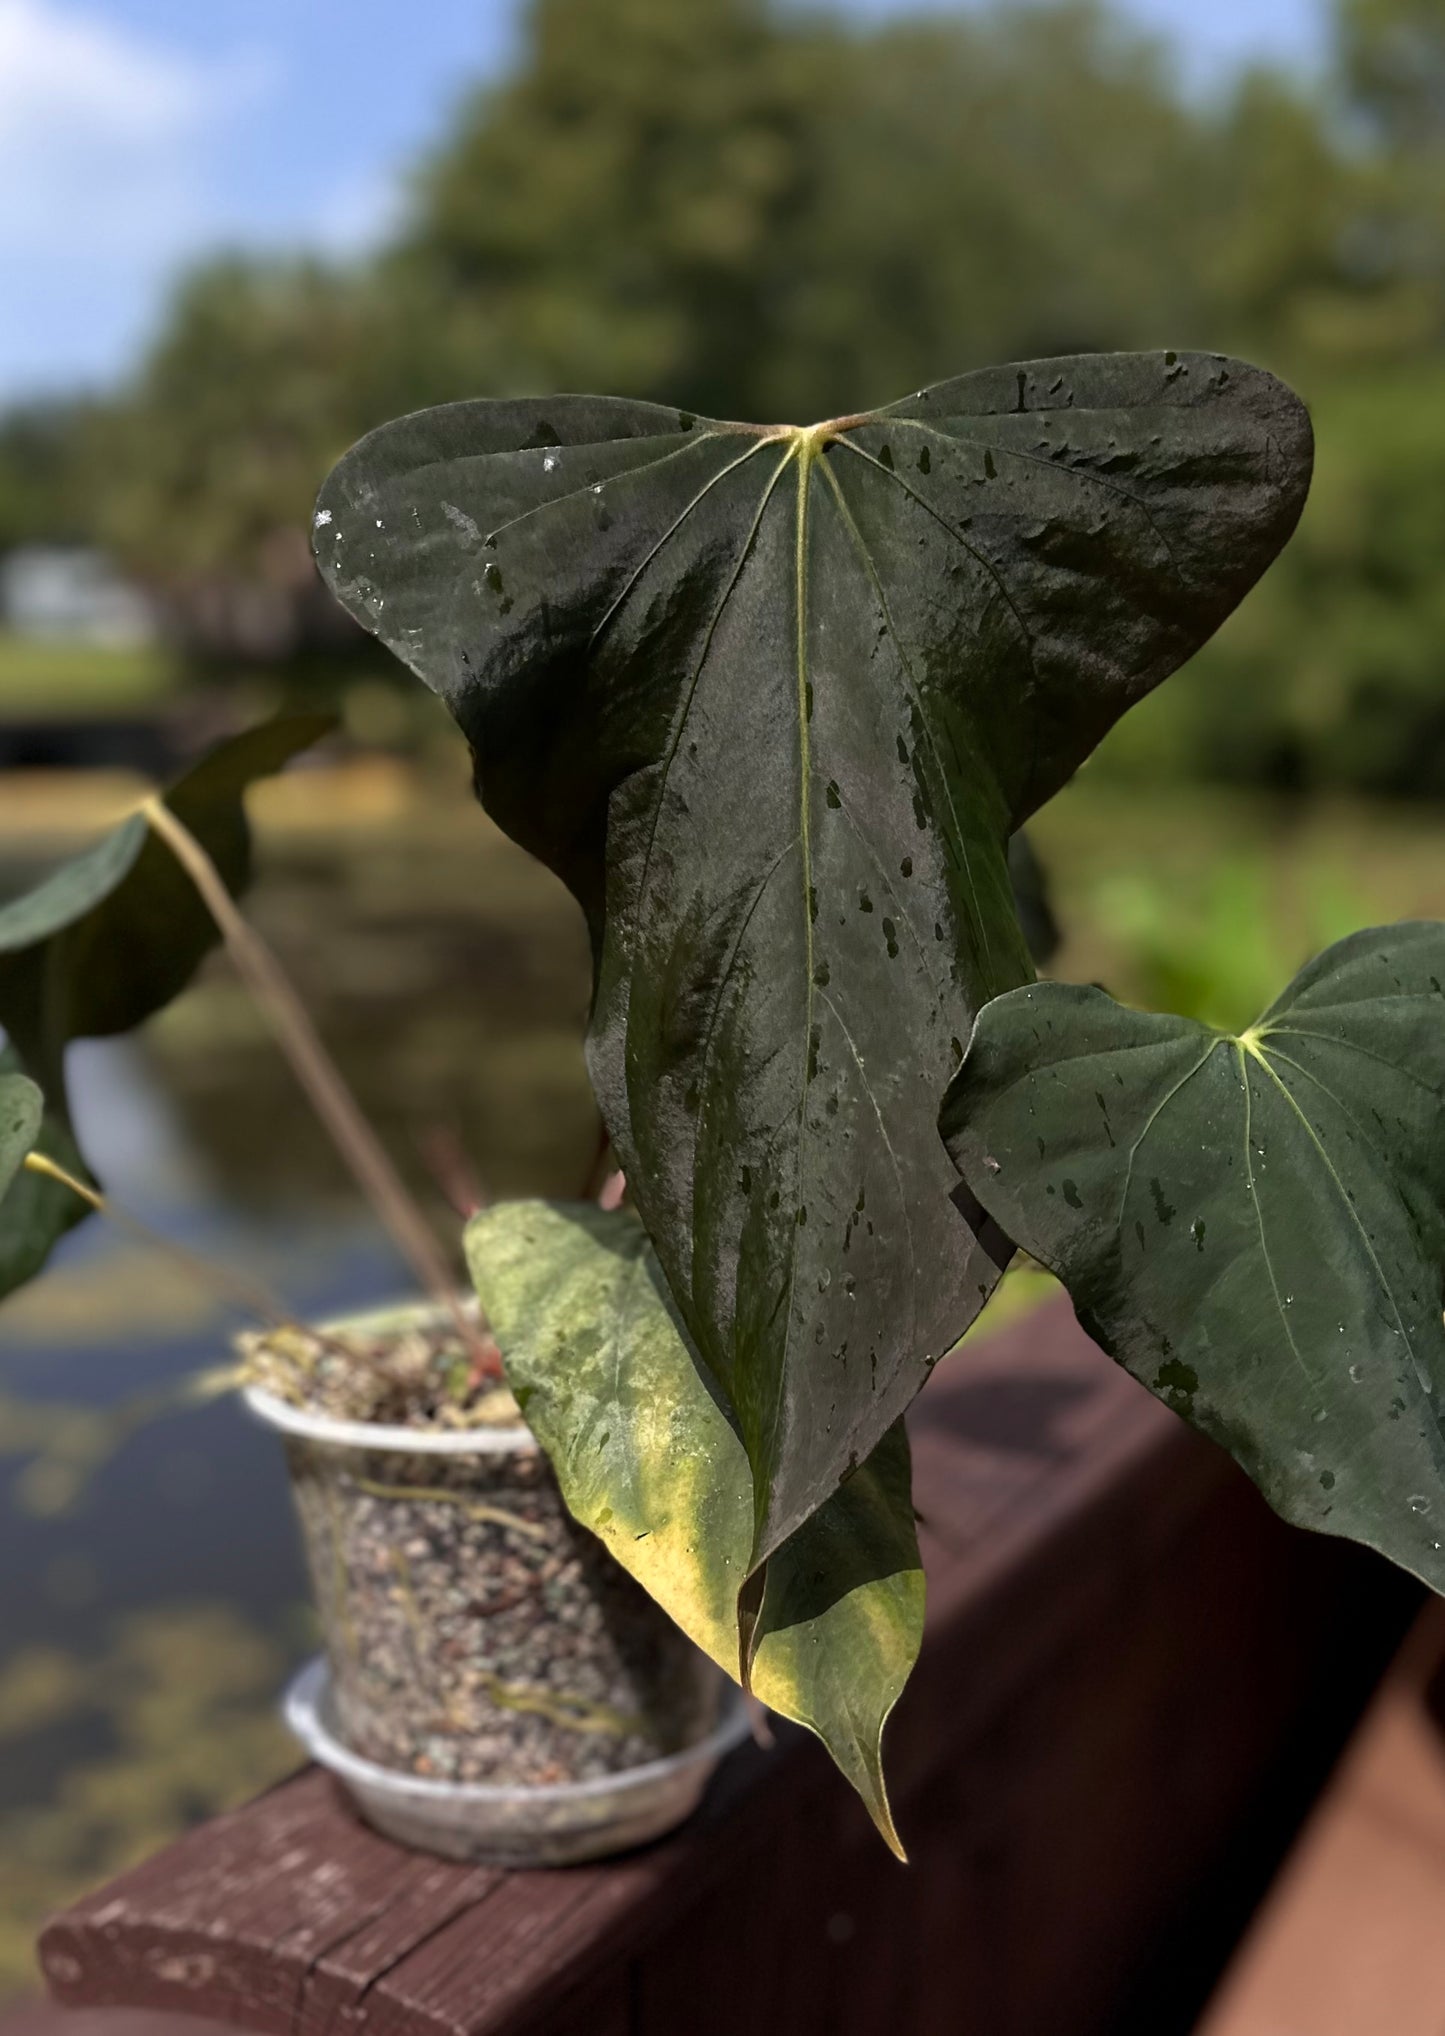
left=0, top=1046, right=88, bottom=1301
left=943, top=923, right=1445, bottom=1592
left=0, top=714, right=332, bottom=1295
left=0, top=713, right=333, bottom=1097
left=0, top=1063, right=41, bottom=1203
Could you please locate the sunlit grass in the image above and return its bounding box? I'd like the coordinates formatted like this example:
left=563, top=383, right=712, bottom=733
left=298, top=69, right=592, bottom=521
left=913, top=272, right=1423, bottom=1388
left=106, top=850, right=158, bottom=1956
left=0, top=634, right=180, bottom=713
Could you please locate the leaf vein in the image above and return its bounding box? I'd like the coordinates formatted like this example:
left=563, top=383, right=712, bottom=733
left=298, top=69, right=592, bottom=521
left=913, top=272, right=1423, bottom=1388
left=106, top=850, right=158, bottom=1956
left=816, top=455, right=997, bottom=976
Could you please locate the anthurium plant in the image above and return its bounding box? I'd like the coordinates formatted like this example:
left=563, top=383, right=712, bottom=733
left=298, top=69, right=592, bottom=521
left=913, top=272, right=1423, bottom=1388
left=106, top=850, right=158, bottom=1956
left=309, top=346, right=1445, bottom=1851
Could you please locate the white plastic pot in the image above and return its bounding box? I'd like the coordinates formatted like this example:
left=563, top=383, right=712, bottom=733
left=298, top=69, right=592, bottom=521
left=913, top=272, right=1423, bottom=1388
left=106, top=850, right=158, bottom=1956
left=285, top=1653, right=750, bottom=1865
left=245, top=1300, right=729, bottom=1863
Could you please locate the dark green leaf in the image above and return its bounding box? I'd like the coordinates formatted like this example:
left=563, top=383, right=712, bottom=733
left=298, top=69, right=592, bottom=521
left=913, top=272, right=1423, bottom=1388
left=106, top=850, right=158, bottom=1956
left=0, top=714, right=332, bottom=1099
left=0, top=1045, right=88, bottom=1301
left=0, top=1064, right=42, bottom=1205
left=316, top=354, right=1311, bottom=1574
left=466, top=1199, right=923, bottom=1854
left=943, top=923, right=1445, bottom=1592
left=0, top=715, right=332, bottom=1294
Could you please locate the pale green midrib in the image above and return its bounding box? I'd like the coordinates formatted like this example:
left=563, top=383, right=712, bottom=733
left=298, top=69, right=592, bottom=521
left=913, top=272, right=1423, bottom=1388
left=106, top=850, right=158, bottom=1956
left=749, top=438, right=819, bottom=1575
left=1236, top=1039, right=1314, bottom=1386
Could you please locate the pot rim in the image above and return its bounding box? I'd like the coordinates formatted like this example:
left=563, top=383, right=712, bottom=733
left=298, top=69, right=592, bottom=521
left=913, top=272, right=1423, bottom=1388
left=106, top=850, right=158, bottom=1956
left=284, top=1654, right=752, bottom=1804
left=240, top=1291, right=533, bottom=1454
left=243, top=1383, right=533, bottom=1455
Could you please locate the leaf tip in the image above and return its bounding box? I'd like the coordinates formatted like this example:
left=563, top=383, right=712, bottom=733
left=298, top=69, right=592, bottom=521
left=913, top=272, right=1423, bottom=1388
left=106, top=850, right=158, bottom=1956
left=862, top=1764, right=909, bottom=1863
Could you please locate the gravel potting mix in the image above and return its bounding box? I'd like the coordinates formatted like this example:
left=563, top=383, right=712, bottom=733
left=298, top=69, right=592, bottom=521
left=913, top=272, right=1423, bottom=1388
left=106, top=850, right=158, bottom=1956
left=245, top=1314, right=721, bottom=1788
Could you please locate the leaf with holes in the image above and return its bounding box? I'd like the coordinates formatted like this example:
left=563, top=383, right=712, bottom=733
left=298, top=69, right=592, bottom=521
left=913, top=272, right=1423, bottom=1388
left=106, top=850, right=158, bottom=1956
left=316, top=354, right=1311, bottom=1585
left=0, top=715, right=331, bottom=1296
left=467, top=1198, right=922, bottom=1854
left=943, top=923, right=1445, bottom=1591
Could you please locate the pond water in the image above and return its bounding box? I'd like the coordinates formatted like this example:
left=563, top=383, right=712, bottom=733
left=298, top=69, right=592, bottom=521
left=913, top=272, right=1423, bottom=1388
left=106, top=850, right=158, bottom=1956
left=0, top=767, right=597, bottom=1986
left=7, top=757, right=1445, bottom=1988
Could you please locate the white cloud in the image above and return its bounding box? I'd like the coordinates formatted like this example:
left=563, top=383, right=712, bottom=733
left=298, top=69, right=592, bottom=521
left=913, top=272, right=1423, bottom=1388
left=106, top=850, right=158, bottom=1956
left=307, top=164, right=406, bottom=258
left=0, top=0, right=273, bottom=259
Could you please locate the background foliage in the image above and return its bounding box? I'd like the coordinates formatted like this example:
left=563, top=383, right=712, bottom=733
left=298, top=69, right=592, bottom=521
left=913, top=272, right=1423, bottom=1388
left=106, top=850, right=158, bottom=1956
left=2, top=0, right=1445, bottom=796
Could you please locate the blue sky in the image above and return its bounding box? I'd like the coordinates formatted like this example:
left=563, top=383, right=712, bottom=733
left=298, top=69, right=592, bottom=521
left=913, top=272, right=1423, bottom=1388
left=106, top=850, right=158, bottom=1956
left=0, top=0, right=1325, bottom=407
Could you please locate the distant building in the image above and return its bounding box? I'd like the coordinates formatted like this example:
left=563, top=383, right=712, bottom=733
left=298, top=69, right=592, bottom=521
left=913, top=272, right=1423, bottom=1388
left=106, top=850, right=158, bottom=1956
left=0, top=545, right=159, bottom=647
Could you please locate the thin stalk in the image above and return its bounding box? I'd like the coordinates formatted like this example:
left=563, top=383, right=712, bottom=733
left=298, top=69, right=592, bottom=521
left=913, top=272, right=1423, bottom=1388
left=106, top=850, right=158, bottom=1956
left=141, top=796, right=487, bottom=1362
left=24, top=1151, right=294, bottom=1330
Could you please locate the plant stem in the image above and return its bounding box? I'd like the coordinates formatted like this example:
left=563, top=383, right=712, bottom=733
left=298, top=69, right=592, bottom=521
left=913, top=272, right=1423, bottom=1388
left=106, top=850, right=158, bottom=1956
left=23, top=1151, right=294, bottom=1329
left=142, top=795, right=488, bottom=1362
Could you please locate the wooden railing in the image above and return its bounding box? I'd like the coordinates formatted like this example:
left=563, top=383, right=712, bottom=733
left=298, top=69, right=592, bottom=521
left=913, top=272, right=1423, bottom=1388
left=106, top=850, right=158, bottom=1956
left=35, top=1301, right=1413, bottom=2036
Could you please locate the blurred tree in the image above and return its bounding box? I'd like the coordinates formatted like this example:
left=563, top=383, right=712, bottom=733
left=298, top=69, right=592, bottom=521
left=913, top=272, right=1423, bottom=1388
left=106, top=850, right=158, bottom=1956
left=766, top=3, right=1213, bottom=413
left=70, top=0, right=1445, bottom=790
left=396, top=0, right=827, bottom=418
left=1340, top=0, right=1445, bottom=151
left=0, top=403, right=95, bottom=556
left=1195, top=68, right=1368, bottom=368
left=401, top=0, right=1277, bottom=415
left=397, top=0, right=1384, bottom=415
left=1334, top=0, right=1445, bottom=341
left=91, top=257, right=488, bottom=659
left=1095, top=362, right=1445, bottom=795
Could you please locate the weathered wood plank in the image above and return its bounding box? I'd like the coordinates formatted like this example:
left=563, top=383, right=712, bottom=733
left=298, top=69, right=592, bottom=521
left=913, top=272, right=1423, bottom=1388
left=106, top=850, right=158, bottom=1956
left=37, top=1771, right=505, bottom=2036
left=0, top=2006, right=232, bottom=2036
left=38, top=1300, right=1411, bottom=2036
left=1198, top=1605, right=1445, bottom=2036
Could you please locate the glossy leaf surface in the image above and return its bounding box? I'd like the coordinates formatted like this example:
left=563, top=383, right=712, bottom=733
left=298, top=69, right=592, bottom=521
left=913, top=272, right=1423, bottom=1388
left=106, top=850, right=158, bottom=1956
left=466, top=1198, right=922, bottom=1853
left=944, top=923, right=1445, bottom=1591
left=317, top=355, right=1311, bottom=1569
left=0, top=715, right=331, bottom=1294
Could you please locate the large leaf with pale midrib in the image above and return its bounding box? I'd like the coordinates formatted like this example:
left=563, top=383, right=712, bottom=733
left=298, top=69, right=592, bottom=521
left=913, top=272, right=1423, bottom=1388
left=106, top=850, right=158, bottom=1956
left=466, top=1199, right=922, bottom=1855
left=0, top=715, right=332, bottom=1297
left=943, top=923, right=1445, bottom=1592
left=316, top=355, right=1311, bottom=1575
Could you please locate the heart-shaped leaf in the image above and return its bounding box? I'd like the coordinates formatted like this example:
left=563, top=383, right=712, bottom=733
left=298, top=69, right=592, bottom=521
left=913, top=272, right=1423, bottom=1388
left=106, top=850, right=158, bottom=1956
left=466, top=1199, right=922, bottom=1855
left=0, top=715, right=332, bottom=1294
left=317, top=355, right=1311, bottom=1575
left=943, top=923, right=1445, bottom=1592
